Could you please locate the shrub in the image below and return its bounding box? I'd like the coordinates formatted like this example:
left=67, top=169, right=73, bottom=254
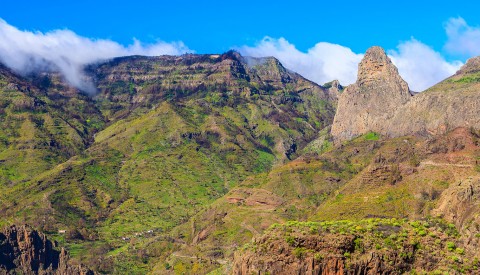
left=364, top=132, right=380, bottom=141
left=293, top=247, right=307, bottom=259
left=446, top=241, right=456, bottom=251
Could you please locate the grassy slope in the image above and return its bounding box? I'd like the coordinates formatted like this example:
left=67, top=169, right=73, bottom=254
left=0, top=69, right=103, bottom=202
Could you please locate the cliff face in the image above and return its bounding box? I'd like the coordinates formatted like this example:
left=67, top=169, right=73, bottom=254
left=331, top=46, right=412, bottom=142
left=232, top=219, right=476, bottom=274
left=433, top=176, right=480, bottom=258
left=0, top=225, right=93, bottom=275
left=387, top=57, right=480, bottom=138
left=332, top=47, right=480, bottom=143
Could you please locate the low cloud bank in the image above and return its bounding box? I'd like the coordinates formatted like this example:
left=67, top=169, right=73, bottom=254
left=238, top=36, right=463, bottom=92
left=0, top=19, right=190, bottom=93
left=238, top=37, right=363, bottom=87
left=1, top=17, right=476, bottom=93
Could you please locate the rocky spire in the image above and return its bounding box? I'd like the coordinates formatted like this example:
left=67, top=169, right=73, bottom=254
left=331, top=46, right=411, bottom=143
left=356, top=46, right=410, bottom=95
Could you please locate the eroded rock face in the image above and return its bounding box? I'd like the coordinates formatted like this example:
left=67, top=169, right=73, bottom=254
left=0, top=225, right=93, bottom=275
left=231, top=217, right=475, bottom=275
left=232, top=228, right=422, bottom=275
left=433, top=177, right=480, bottom=257
left=331, top=47, right=412, bottom=142
left=331, top=46, right=480, bottom=143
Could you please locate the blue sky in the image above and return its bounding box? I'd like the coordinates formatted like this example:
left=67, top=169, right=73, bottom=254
left=1, top=1, right=480, bottom=91
left=2, top=0, right=478, bottom=56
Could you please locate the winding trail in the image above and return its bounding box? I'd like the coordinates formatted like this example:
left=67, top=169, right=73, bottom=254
left=419, top=161, right=474, bottom=168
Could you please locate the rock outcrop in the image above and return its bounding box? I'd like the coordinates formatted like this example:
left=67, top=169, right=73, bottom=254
left=331, top=46, right=412, bottom=142
left=0, top=225, right=93, bottom=275
left=433, top=177, right=480, bottom=258
left=232, top=219, right=470, bottom=274
left=332, top=46, right=480, bottom=143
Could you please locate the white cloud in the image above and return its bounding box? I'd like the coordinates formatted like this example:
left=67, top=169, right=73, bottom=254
left=238, top=37, right=363, bottom=86
left=444, top=17, right=480, bottom=56
left=0, top=18, right=468, bottom=94
left=239, top=37, right=462, bottom=92
left=388, top=39, right=462, bottom=91
left=0, top=19, right=190, bottom=93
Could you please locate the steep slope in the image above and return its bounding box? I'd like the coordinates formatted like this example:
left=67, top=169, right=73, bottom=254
left=388, top=57, right=480, bottom=137
left=332, top=47, right=480, bottom=143
left=0, top=224, right=93, bottom=274
left=90, top=51, right=337, bottom=127
left=0, top=65, right=103, bottom=185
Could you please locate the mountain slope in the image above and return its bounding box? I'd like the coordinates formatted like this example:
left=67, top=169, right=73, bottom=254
left=1, top=48, right=479, bottom=274
left=0, top=65, right=103, bottom=185
left=0, top=52, right=339, bottom=273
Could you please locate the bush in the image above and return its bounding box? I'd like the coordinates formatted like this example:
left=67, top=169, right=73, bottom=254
left=293, top=247, right=307, bottom=259
left=446, top=241, right=456, bottom=251
left=364, top=132, right=380, bottom=141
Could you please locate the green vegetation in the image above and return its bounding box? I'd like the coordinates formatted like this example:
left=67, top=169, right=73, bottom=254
left=364, top=131, right=380, bottom=141
left=0, top=54, right=339, bottom=273
left=451, top=72, right=480, bottom=83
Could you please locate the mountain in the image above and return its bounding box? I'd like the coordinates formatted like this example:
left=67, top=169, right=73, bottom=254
left=331, top=47, right=480, bottom=143
left=0, top=47, right=479, bottom=274
left=0, top=51, right=338, bottom=273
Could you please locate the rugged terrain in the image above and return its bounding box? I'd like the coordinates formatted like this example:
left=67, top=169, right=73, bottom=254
left=0, top=47, right=479, bottom=274
left=0, top=51, right=338, bottom=273
left=0, top=224, right=93, bottom=274
left=331, top=47, right=480, bottom=143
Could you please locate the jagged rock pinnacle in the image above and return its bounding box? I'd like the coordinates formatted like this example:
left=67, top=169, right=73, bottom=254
left=331, top=46, right=411, bottom=142
left=331, top=46, right=480, bottom=143
left=357, top=46, right=408, bottom=91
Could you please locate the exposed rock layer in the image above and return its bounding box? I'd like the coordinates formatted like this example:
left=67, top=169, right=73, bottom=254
left=332, top=46, right=480, bottom=143
left=0, top=225, right=93, bottom=275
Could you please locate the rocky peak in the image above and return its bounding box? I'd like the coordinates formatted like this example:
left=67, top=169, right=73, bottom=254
left=456, top=56, right=480, bottom=75
left=356, top=46, right=409, bottom=95
left=244, top=56, right=294, bottom=85
left=331, top=46, right=411, bottom=142
left=219, top=50, right=243, bottom=62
